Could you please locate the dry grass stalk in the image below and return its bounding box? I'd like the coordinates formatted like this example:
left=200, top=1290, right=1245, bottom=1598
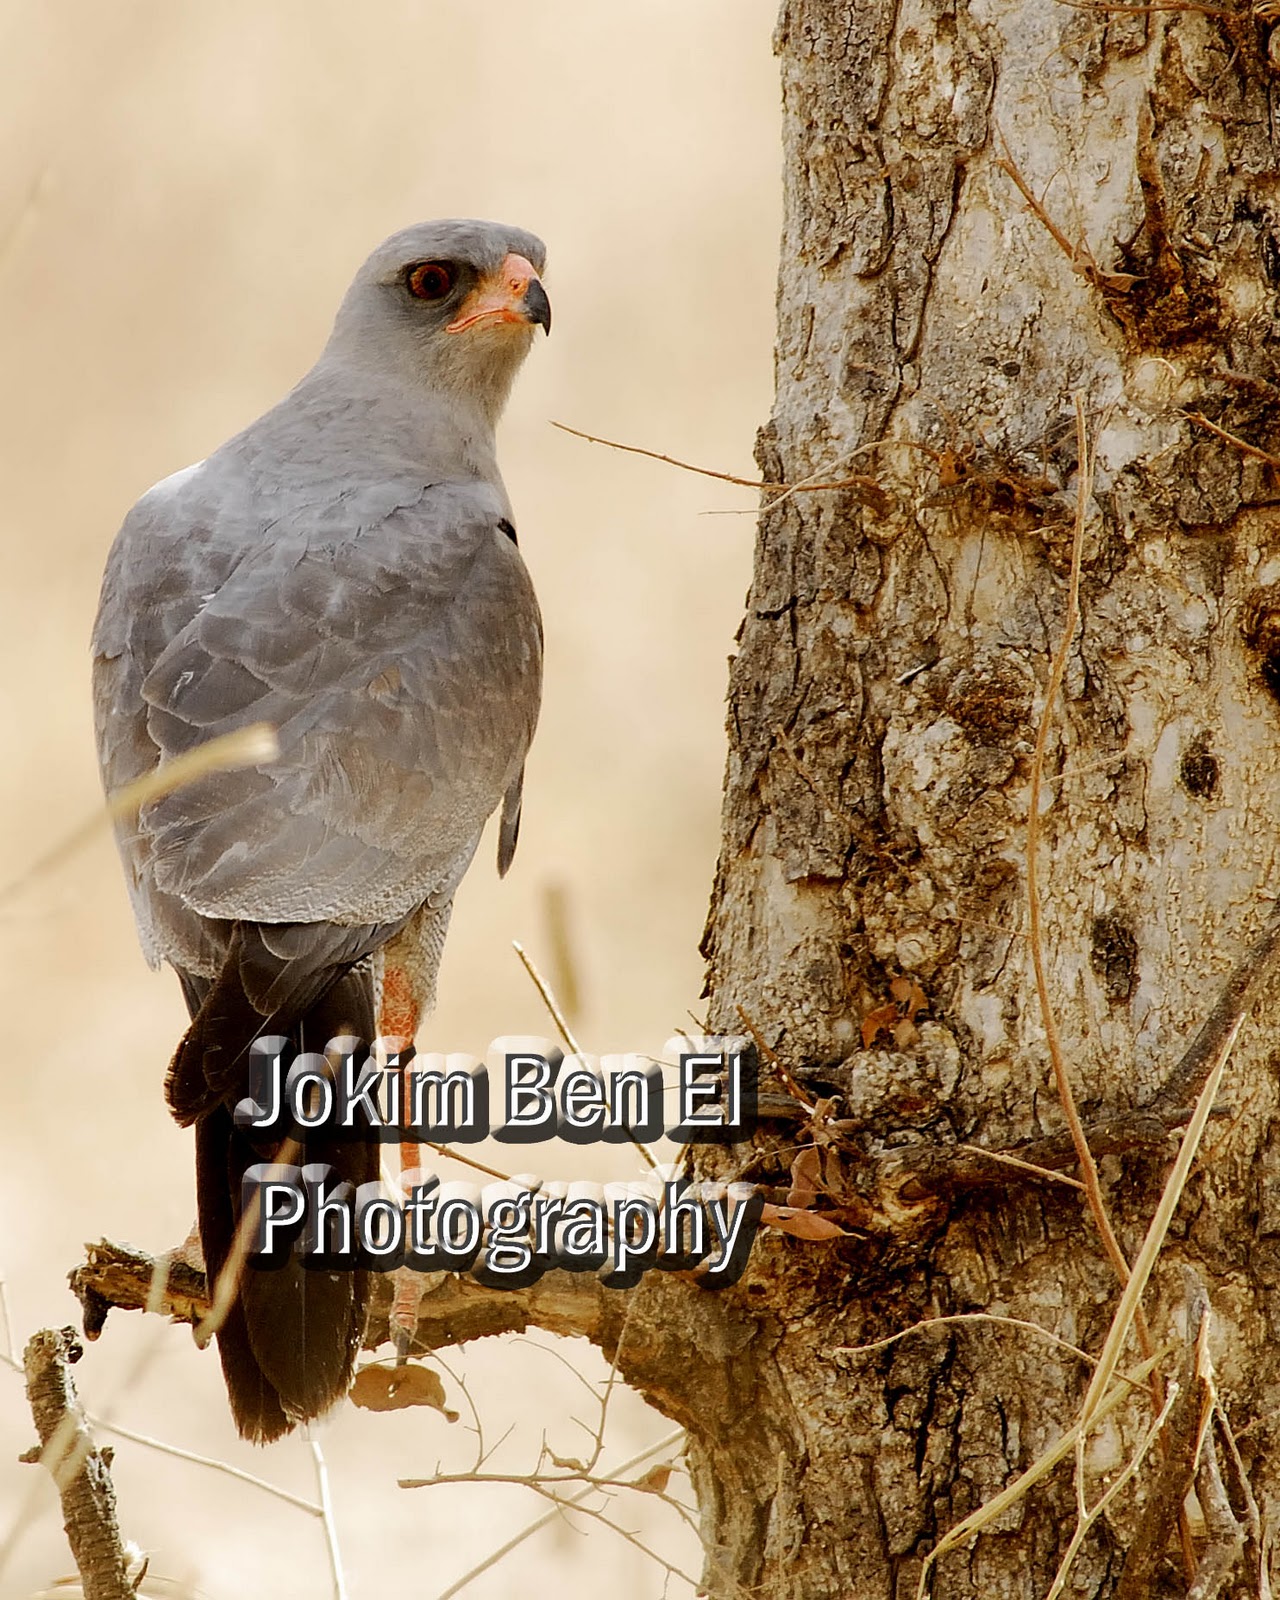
left=0, top=722, right=279, bottom=907
left=1046, top=1382, right=1182, bottom=1600
left=512, top=938, right=660, bottom=1174
left=1077, top=1028, right=1238, bottom=1431
left=1025, top=397, right=1166, bottom=1377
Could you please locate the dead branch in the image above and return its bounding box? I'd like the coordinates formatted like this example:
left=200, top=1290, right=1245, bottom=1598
left=21, top=1327, right=136, bottom=1600
left=72, top=872, right=1280, bottom=1337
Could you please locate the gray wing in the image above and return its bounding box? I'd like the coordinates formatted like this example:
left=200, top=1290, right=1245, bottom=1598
left=93, top=468, right=542, bottom=972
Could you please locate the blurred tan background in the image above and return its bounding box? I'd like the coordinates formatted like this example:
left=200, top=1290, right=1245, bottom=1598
left=0, top=3, right=779, bottom=1595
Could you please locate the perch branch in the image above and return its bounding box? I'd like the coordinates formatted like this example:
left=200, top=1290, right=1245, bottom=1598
left=70, top=1239, right=610, bottom=1355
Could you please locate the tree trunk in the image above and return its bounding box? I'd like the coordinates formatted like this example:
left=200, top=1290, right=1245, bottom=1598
left=690, top=0, right=1280, bottom=1595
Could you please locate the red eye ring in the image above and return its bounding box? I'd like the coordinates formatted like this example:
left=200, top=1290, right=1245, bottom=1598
left=406, top=261, right=455, bottom=301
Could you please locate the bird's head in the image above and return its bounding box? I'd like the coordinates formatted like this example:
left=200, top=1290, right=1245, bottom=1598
left=325, top=218, right=550, bottom=424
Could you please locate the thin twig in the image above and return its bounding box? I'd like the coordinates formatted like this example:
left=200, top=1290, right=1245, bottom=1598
left=519, top=1484, right=703, bottom=1593
left=431, top=1429, right=686, bottom=1600
left=1026, top=397, right=1143, bottom=1297
left=954, top=1143, right=1086, bottom=1191
left=0, top=1271, right=18, bottom=1365
left=90, top=1416, right=321, bottom=1514
left=417, top=1140, right=521, bottom=1184
left=584, top=1291, right=636, bottom=1474
left=308, top=1433, right=349, bottom=1600
left=512, top=938, right=585, bottom=1057
left=551, top=419, right=893, bottom=497
left=735, top=1005, right=816, bottom=1113
left=1186, top=410, right=1280, bottom=469
left=836, top=1312, right=1096, bottom=1366
left=1057, top=0, right=1236, bottom=14
left=994, top=131, right=1136, bottom=292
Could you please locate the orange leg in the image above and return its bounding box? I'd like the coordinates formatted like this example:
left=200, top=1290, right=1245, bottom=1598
left=380, top=960, right=426, bottom=1361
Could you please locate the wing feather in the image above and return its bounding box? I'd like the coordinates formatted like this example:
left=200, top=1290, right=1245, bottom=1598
left=92, top=464, right=542, bottom=962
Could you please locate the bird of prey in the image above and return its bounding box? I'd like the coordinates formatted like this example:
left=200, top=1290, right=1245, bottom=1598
left=91, top=219, right=549, bottom=1442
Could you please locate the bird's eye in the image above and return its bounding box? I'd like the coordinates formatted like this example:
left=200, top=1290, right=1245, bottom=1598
left=406, top=261, right=455, bottom=301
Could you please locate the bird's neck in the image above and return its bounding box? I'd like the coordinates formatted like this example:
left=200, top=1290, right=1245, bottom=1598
left=301, top=356, right=505, bottom=487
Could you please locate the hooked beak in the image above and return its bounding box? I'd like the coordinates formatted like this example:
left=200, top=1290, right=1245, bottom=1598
left=446, top=252, right=551, bottom=336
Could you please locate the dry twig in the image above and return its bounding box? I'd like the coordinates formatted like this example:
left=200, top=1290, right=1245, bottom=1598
left=550, top=419, right=889, bottom=503
left=430, top=1428, right=686, bottom=1600
left=308, top=1433, right=349, bottom=1600
left=836, top=1312, right=1096, bottom=1367
left=18, top=1328, right=135, bottom=1600
left=1185, top=410, right=1280, bottom=470
left=994, top=133, right=1137, bottom=293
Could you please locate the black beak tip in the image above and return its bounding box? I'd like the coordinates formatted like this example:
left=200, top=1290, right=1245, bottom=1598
left=526, top=278, right=552, bottom=336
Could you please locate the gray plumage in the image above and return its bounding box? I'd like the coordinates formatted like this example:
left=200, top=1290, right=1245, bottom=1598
left=91, top=219, right=549, bottom=1439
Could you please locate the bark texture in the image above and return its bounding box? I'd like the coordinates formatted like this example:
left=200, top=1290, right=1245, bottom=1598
left=692, top=0, right=1280, bottom=1594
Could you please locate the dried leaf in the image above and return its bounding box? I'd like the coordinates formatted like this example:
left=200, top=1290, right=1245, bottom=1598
left=761, top=1203, right=852, bottom=1240
left=892, top=1019, right=921, bottom=1050
left=861, top=1003, right=898, bottom=1048
left=632, top=1463, right=674, bottom=1494
left=889, top=976, right=928, bottom=1018
left=788, top=1145, right=823, bottom=1208
left=936, top=447, right=970, bottom=488
left=350, top=1362, right=458, bottom=1420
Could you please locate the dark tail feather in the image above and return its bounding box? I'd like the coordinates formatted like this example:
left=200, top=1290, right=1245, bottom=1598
left=179, top=954, right=379, bottom=1443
